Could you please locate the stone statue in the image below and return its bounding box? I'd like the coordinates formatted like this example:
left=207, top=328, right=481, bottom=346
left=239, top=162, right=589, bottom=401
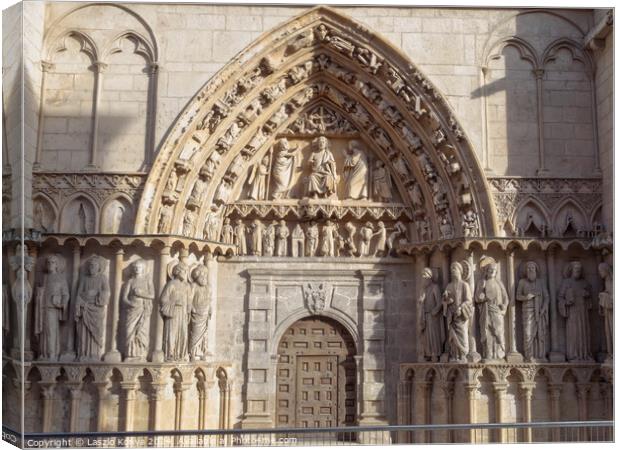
left=75, top=255, right=110, bottom=361
left=189, top=265, right=212, bottom=361
left=343, top=222, right=358, bottom=256
left=462, top=210, right=478, bottom=237
left=516, top=261, right=549, bottom=362
left=420, top=267, right=444, bottom=362
left=220, top=217, right=234, bottom=245
left=248, top=155, right=270, bottom=200
left=34, top=255, right=70, bottom=361
left=158, top=204, right=173, bottom=234
left=306, top=221, right=319, bottom=256
left=558, top=261, right=593, bottom=362
left=407, top=182, right=423, bottom=209
left=250, top=219, right=265, bottom=256
left=160, top=262, right=192, bottom=361
left=342, top=140, right=368, bottom=200
left=188, top=179, right=207, bottom=205
left=372, top=160, right=392, bottom=202
left=359, top=222, right=374, bottom=256
left=276, top=220, right=290, bottom=257
left=439, top=214, right=454, bottom=239
left=263, top=221, right=276, bottom=256
left=373, top=221, right=387, bottom=256
left=121, top=259, right=154, bottom=361
left=598, top=262, right=613, bottom=360
left=306, top=136, right=337, bottom=199
left=442, top=262, right=473, bottom=362
left=291, top=223, right=304, bottom=257
left=182, top=210, right=196, bottom=236
left=475, top=258, right=508, bottom=361
left=387, top=221, right=408, bottom=254
left=166, top=169, right=178, bottom=192
left=203, top=206, right=221, bottom=241
left=234, top=220, right=248, bottom=255
left=320, top=220, right=338, bottom=257
left=271, top=139, right=299, bottom=199
left=9, top=244, right=34, bottom=357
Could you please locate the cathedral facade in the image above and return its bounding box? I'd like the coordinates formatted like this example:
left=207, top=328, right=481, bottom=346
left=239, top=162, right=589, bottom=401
left=2, top=2, right=614, bottom=444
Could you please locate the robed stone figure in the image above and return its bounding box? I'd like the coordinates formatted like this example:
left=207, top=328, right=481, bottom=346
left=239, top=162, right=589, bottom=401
left=343, top=140, right=368, bottom=200
left=442, top=262, right=473, bottom=362
left=419, top=268, right=444, bottom=362
left=558, top=261, right=593, bottom=362
left=189, top=265, right=212, bottom=361
left=75, top=256, right=110, bottom=361
left=516, top=261, right=549, bottom=362
left=271, top=138, right=299, bottom=199
left=475, top=260, right=508, bottom=361
left=306, top=136, right=337, bottom=199
left=34, top=255, right=70, bottom=361
left=160, top=262, right=192, bottom=361
left=121, top=259, right=154, bottom=361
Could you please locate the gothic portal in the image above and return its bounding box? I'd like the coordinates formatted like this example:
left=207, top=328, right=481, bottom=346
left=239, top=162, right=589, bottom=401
left=2, top=3, right=613, bottom=444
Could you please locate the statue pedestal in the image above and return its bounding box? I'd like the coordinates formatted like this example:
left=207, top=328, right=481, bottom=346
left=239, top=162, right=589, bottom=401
left=103, top=350, right=122, bottom=363
left=549, top=351, right=566, bottom=362
left=11, top=348, right=33, bottom=361
left=506, top=352, right=524, bottom=363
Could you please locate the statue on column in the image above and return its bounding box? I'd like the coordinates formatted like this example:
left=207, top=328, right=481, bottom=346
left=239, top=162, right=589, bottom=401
left=189, top=265, right=212, bottom=361
left=276, top=220, right=290, bottom=257
left=234, top=219, right=248, bottom=255
left=9, top=244, right=34, bottom=357
left=598, top=262, right=613, bottom=361
left=306, top=136, right=337, bottom=199
left=419, top=268, right=444, bottom=362
left=342, top=140, right=368, bottom=200
left=75, top=255, right=110, bottom=361
left=271, top=138, right=299, bottom=199
left=203, top=206, right=220, bottom=241
left=306, top=221, right=319, bottom=256
left=442, top=262, right=473, bottom=362
left=558, top=261, right=593, bottom=362
left=160, top=262, right=192, bottom=361
left=291, top=223, right=304, bottom=257
left=516, top=261, right=549, bottom=362
left=34, top=254, right=70, bottom=361
left=475, top=258, right=508, bottom=361
left=121, top=259, right=154, bottom=361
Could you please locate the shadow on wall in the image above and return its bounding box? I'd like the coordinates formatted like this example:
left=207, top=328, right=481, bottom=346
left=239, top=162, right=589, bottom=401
left=471, top=11, right=598, bottom=179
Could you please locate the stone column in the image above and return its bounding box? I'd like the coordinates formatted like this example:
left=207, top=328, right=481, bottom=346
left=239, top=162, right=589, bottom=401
left=104, top=245, right=124, bottom=362
left=34, top=61, right=54, bottom=170
left=519, top=382, right=535, bottom=443
left=151, top=382, right=167, bottom=430
left=533, top=68, right=548, bottom=175
left=68, top=384, right=82, bottom=432
left=576, top=383, right=591, bottom=440
left=464, top=382, right=478, bottom=443
left=86, top=61, right=107, bottom=170
left=354, top=355, right=364, bottom=420
left=438, top=382, right=454, bottom=443
left=198, top=380, right=207, bottom=429
left=465, top=249, right=480, bottom=361
left=493, top=382, right=508, bottom=443
left=547, top=247, right=564, bottom=361
left=40, top=384, right=55, bottom=432
left=145, top=62, right=159, bottom=166
left=174, top=382, right=191, bottom=429
left=152, top=244, right=170, bottom=363
left=396, top=372, right=413, bottom=443
left=121, top=382, right=137, bottom=431
left=505, top=249, right=523, bottom=362
left=548, top=383, right=563, bottom=441
left=413, top=380, right=430, bottom=443
left=95, top=382, right=109, bottom=431
left=62, top=242, right=81, bottom=360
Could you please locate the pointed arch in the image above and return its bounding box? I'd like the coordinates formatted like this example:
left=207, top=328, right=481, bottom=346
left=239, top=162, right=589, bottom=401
left=551, top=198, right=587, bottom=237
left=135, top=6, right=496, bottom=239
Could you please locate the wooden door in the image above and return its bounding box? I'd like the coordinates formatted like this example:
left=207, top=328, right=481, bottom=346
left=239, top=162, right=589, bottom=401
left=276, top=316, right=356, bottom=428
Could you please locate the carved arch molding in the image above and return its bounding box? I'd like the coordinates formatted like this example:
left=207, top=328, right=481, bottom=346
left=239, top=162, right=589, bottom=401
left=136, top=7, right=497, bottom=241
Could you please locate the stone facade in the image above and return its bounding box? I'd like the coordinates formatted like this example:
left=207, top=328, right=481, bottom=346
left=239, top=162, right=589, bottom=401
left=2, top=2, right=613, bottom=443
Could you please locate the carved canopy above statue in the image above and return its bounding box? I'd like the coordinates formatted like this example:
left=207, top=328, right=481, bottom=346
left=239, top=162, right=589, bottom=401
left=135, top=6, right=497, bottom=241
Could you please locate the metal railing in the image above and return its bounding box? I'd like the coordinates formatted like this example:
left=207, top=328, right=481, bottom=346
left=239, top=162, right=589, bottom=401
left=2, top=421, right=613, bottom=448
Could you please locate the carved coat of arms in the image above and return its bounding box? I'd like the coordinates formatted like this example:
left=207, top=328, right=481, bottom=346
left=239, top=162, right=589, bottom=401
left=303, top=283, right=330, bottom=314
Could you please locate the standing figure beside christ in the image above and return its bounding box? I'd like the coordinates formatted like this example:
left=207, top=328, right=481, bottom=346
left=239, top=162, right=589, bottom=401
left=306, top=136, right=338, bottom=199
left=271, top=138, right=299, bottom=199
left=342, top=140, right=368, bottom=200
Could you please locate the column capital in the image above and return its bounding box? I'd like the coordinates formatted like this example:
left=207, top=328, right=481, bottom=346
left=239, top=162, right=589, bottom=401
left=519, top=381, right=536, bottom=398
left=548, top=383, right=563, bottom=397
left=151, top=382, right=167, bottom=401
left=40, top=383, right=56, bottom=400
left=492, top=382, right=508, bottom=393
left=41, top=60, right=55, bottom=72
left=147, top=61, right=160, bottom=75
left=92, top=61, right=108, bottom=73
left=576, top=383, right=591, bottom=398
left=533, top=68, right=545, bottom=79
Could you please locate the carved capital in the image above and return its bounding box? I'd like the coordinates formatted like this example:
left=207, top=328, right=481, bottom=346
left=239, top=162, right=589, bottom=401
left=92, top=61, right=108, bottom=73
left=519, top=382, right=536, bottom=399
left=40, top=384, right=56, bottom=400
left=532, top=69, right=545, bottom=80
left=548, top=383, right=563, bottom=399
left=40, top=60, right=55, bottom=72
left=492, top=382, right=508, bottom=394
left=576, top=383, right=591, bottom=400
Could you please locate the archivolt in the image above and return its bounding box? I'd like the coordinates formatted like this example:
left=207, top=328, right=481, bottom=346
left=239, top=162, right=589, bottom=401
left=136, top=6, right=497, bottom=239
